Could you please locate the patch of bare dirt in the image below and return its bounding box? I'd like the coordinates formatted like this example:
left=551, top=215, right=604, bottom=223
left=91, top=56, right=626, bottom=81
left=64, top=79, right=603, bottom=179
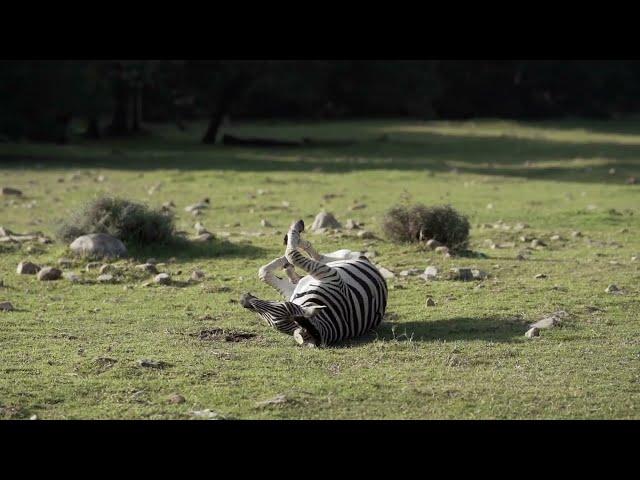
left=192, top=328, right=257, bottom=342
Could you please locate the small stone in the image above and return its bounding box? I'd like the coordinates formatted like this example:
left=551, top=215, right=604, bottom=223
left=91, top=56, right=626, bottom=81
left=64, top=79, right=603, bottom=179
left=571, top=231, right=583, bottom=238
left=377, top=266, right=395, bottom=279
left=97, top=274, right=114, bottom=283
left=525, top=327, right=540, bottom=338
left=136, top=263, right=158, bottom=274
left=190, top=409, right=219, bottom=419
left=423, top=266, right=438, bottom=279
left=29, top=414, right=38, bottom=420
left=85, top=262, right=101, bottom=271
left=450, top=268, right=473, bottom=281
left=605, top=284, right=620, bottom=293
left=168, top=394, right=185, bottom=404
left=194, top=222, right=208, bottom=235
left=261, top=219, right=273, bottom=228
left=16, top=261, right=40, bottom=275
left=471, top=269, right=488, bottom=280
left=619, top=228, right=629, bottom=234
left=0, top=301, right=14, bottom=312
left=349, top=203, right=366, bottom=211
left=435, top=246, right=449, bottom=255
left=530, top=316, right=561, bottom=329
left=531, top=239, right=547, bottom=248
left=191, top=270, right=205, bottom=281
left=185, top=202, right=209, bottom=213
left=154, top=273, right=171, bottom=285
left=193, top=232, right=215, bottom=242
left=1, top=187, right=22, bottom=196
left=63, top=272, right=82, bottom=283
left=98, top=264, right=113, bottom=275
left=357, top=230, right=375, bottom=239
left=255, top=394, right=288, bottom=407
left=609, top=168, right=616, bottom=175
left=550, top=235, right=562, bottom=241
left=626, top=176, right=637, bottom=185
left=345, top=219, right=361, bottom=230
left=425, top=297, right=436, bottom=307
left=37, top=267, right=62, bottom=281
left=137, top=359, right=166, bottom=368
left=535, top=273, right=547, bottom=279
left=426, top=239, right=442, bottom=250
left=399, top=268, right=421, bottom=277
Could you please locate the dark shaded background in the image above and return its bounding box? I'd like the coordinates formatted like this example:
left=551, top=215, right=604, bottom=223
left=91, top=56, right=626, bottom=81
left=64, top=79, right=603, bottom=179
left=2, top=60, right=640, bottom=144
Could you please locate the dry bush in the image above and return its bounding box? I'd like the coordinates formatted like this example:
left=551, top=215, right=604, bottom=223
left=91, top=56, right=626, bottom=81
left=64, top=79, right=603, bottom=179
left=381, top=204, right=470, bottom=249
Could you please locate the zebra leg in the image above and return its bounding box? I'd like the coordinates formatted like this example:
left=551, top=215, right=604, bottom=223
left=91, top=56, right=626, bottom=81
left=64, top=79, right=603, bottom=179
left=285, top=220, right=343, bottom=283
left=258, top=256, right=296, bottom=299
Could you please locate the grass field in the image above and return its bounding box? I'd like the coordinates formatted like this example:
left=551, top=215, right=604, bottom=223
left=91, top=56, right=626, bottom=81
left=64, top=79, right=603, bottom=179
left=1, top=118, right=639, bottom=419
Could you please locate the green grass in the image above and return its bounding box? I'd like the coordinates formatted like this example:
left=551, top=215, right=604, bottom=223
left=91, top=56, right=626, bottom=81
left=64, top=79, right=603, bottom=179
left=1, top=118, right=639, bottom=419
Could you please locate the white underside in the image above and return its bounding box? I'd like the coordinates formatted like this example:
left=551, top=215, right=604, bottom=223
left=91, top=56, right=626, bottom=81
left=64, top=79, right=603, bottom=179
left=289, top=249, right=362, bottom=302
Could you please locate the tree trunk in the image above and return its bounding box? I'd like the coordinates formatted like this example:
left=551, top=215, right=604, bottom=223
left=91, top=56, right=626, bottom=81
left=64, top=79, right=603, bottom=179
left=131, top=85, right=142, bottom=132
left=202, top=76, right=251, bottom=144
left=85, top=116, right=100, bottom=139
left=108, top=75, right=129, bottom=136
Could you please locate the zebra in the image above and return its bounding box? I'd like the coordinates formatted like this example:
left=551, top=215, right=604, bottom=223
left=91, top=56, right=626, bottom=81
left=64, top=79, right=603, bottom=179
left=240, top=219, right=388, bottom=347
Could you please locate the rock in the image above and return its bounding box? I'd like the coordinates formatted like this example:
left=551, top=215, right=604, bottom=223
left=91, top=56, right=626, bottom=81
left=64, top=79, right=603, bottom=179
left=571, top=231, right=583, bottom=238
left=0, top=301, right=14, bottom=312
left=345, top=219, right=361, bottom=230
left=534, top=273, right=547, bottom=279
left=185, top=202, right=209, bottom=213
left=605, top=284, right=620, bottom=293
left=423, top=266, right=438, bottom=279
left=190, top=409, right=219, bottom=419
left=471, top=269, right=488, bottom=280
left=449, top=268, right=473, bottom=281
left=399, top=268, right=421, bottom=277
left=435, top=246, right=449, bottom=255
left=260, top=219, right=273, bottom=228
left=154, top=273, right=171, bottom=285
left=311, top=211, right=341, bottom=231
left=97, top=274, right=114, bottom=283
left=426, top=239, right=442, bottom=250
left=1, top=187, right=22, bottom=196
left=137, top=359, right=167, bottom=369
left=531, top=239, right=547, bottom=248
left=530, top=316, right=560, bottom=329
left=146, top=258, right=158, bottom=265
left=16, top=261, right=40, bottom=275
left=626, top=176, right=637, bottom=185
left=377, top=266, right=395, bottom=279
left=0, top=226, right=13, bottom=237
left=99, top=264, right=113, bottom=275
left=425, top=297, right=436, bottom=307
left=85, top=262, right=101, bottom=271
left=193, top=232, right=215, bottom=242
left=349, top=203, right=366, bottom=211
left=191, top=270, right=205, bottom=281
left=255, top=394, right=288, bottom=407
left=550, top=235, right=562, bottom=241
left=364, top=250, right=377, bottom=259
left=168, top=393, right=185, bottom=404
left=37, top=267, right=62, bottom=281
left=525, top=327, right=540, bottom=338
left=357, top=230, right=375, bottom=239
left=70, top=234, right=127, bottom=259
left=194, top=222, right=208, bottom=235
left=136, top=263, right=158, bottom=274
left=63, top=272, right=82, bottom=283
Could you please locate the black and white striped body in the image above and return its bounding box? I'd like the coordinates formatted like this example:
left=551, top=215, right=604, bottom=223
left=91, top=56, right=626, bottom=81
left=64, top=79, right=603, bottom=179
left=240, top=220, right=388, bottom=347
left=288, top=257, right=387, bottom=344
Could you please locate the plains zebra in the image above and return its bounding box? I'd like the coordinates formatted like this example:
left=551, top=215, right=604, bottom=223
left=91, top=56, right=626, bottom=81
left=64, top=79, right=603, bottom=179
left=240, top=219, right=388, bottom=347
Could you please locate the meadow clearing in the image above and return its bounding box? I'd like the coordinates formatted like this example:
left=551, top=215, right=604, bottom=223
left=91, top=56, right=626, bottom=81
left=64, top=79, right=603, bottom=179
left=0, top=118, right=639, bottom=419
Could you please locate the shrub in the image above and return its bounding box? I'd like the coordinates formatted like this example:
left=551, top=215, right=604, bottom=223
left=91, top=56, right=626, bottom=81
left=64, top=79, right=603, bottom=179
left=381, top=204, right=470, bottom=249
left=57, top=197, right=175, bottom=247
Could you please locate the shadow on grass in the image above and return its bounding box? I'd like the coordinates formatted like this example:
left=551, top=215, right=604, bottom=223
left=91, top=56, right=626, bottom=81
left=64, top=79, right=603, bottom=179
left=1, top=118, right=640, bottom=184
left=126, top=237, right=265, bottom=262
left=332, top=315, right=529, bottom=347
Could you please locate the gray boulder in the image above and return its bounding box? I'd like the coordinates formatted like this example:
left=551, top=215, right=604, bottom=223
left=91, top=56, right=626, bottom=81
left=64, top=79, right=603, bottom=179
left=311, top=211, right=341, bottom=231
left=69, top=234, right=127, bottom=259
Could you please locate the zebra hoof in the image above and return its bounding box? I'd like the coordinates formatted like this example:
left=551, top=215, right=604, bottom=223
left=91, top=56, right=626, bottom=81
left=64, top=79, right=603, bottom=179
left=294, top=328, right=316, bottom=347
left=291, top=219, right=305, bottom=233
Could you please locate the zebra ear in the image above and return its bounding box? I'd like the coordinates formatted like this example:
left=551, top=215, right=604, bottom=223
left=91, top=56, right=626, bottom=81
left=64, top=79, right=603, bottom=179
left=283, top=234, right=288, bottom=245
left=300, top=305, right=326, bottom=318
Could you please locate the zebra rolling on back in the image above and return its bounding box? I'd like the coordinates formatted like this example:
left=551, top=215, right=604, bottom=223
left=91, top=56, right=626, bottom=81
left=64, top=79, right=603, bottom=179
left=240, top=219, right=388, bottom=347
